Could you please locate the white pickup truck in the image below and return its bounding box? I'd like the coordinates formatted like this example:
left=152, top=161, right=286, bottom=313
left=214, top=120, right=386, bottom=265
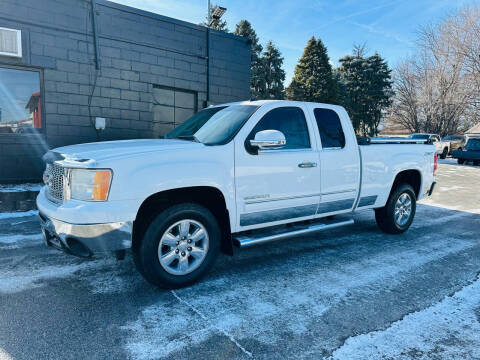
left=408, top=133, right=450, bottom=159
left=38, top=100, right=437, bottom=288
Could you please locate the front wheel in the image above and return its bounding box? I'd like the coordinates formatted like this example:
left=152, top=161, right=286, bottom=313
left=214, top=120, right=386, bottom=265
left=375, top=184, right=416, bottom=234
left=458, top=158, right=465, bottom=165
left=134, top=203, right=220, bottom=289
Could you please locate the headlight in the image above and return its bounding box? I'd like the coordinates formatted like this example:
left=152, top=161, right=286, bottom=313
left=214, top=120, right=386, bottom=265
left=68, top=169, right=112, bottom=201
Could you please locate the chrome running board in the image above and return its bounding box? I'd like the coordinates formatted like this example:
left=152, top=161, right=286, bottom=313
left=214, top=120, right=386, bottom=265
left=233, top=218, right=354, bottom=248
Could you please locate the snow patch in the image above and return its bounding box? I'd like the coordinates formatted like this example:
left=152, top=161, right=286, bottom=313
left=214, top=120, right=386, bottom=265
left=122, top=233, right=476, bottom=359
left=0, top=258, right=114, bottom=294
left=419, top=201, right=480, bottom=214
left=0, top=233, right=43, bottom=246
left=329, top=277, right=480, bottom=360
left=0, top=183, right=42, bottom=192
left=86, top=268, right=134, bottom=294
left=438, top=185, right=465, bottom=192
left=0, top=348, right=13, bottom=360
left=0, top=210, right=38, bottom=220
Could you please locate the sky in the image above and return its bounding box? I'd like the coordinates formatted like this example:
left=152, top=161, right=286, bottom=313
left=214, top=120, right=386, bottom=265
left=111, top=0, right=476, bottom=84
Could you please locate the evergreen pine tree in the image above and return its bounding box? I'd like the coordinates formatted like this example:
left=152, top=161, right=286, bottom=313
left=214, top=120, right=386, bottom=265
left=338, top=50, right=367, bottom=133
left=262, top=41, right=286, bottom=99
left=338, top=47, right=393, bottom=135
left=364, top=53, right=393, bottom=135
left=234, top=20, right=265, bottom=98
left=286, top=36, right=335, bottom=103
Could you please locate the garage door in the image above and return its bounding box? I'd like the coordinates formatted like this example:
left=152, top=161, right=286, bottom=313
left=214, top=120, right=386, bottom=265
left=152, top=85, right=197, bottom=137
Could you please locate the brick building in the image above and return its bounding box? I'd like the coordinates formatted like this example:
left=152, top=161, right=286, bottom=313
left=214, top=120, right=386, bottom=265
left=0, top=0, right=250, bottom=183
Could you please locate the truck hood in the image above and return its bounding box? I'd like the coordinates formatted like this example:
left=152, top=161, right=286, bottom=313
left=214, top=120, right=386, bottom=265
left=46, top=139, right=204, bottom=166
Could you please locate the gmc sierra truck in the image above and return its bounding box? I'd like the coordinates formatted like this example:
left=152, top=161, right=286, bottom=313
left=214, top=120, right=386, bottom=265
left=38, top=100, right=437, bottom=288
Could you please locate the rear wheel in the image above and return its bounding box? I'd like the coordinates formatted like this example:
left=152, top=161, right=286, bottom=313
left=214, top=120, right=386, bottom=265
left=474, top=161, right=480, bottom=166
left=458, top=158, right=465, bottom=164
left=440, top=147, right=448, bottom=159
left=134, top=203, right=220, bottom=289
left=375, top=184, right=416, bottom=234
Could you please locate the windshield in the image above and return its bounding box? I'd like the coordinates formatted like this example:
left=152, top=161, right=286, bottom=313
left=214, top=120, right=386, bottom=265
left=166, top=105, right=259, bottom=145
left=444, top=136, right=463, bottom=141
left=409, top=134, right=430, bottom=140
left=466, top=139, right=480, bottom=150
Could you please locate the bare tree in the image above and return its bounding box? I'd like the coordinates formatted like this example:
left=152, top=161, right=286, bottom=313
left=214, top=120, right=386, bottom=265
left=390, top=60, right=421, bottom=132
left=388, top=5, right=480, bottom=135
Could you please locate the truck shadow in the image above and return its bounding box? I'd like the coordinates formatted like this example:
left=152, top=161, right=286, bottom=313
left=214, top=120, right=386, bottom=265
left=206, top=204, right=480, bottom=282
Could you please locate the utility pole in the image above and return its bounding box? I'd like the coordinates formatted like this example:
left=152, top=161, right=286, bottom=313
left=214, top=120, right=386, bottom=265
left=204, top=1, right=226, bottom=107
left=207, top=0, right=211, bottom=27
left=205, top=0, right=211, bottom=108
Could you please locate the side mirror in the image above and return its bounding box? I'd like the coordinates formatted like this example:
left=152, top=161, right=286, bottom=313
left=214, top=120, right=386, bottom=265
left=249, top=130, right=286, bottom=150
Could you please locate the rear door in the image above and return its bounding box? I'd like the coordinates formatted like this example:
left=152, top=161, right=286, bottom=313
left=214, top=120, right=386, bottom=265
left=234, top=103, right=321, bottom=230
left=307, top=105, right=360, bottom=215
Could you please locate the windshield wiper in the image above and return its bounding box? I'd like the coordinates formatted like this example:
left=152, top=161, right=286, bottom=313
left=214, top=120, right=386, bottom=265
left=173, top=135, right=200, bottom=143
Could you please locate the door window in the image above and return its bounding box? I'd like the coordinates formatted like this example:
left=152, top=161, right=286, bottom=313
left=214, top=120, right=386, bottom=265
left=247, top=107, right=310, bottom=150
left=313, top=108, right=345, bottom=149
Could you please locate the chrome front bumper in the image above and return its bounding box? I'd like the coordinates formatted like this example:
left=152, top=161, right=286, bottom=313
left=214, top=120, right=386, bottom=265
left=39, top=212, right=132, bottom=257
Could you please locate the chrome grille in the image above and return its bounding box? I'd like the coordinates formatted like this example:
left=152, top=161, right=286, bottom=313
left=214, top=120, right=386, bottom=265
left=44, top=163, right=66, bottom=203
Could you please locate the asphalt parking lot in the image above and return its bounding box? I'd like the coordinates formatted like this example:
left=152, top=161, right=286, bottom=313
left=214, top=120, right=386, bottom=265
left=1, top=159, right=479, bottom=360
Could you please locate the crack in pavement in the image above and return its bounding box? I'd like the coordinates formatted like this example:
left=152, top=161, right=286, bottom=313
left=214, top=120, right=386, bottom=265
left=170, top=290, right=253, bottom=359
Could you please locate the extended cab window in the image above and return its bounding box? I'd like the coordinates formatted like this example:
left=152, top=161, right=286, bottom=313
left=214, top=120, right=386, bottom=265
left=313, top=108, right=345, bottom=149
left=248, top=107, right=310, bottom=149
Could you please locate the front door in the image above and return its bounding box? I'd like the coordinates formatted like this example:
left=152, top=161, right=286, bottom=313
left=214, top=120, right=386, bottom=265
left=234, top=104, right=321, bottom=230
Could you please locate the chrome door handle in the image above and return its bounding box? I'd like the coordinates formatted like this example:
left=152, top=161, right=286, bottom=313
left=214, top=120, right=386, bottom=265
left=298, top=162, right=317, bottom=168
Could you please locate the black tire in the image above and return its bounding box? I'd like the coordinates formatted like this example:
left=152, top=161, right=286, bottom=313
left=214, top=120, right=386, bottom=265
left=474, top=161, right=480, bottom=166
left=440, top=148, right=448, bottom=159
left=457, top=158, right=465, bottom=165
left=134, top=203, right=220, bottom=289
left=375, top=184, right=416, bottom=234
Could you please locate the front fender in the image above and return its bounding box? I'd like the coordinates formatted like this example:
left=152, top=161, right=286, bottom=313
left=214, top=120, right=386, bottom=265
left=107, top=143, right=236, bottom=229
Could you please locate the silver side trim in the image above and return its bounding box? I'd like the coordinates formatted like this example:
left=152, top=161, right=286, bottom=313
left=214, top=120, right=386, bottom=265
left=358, top=195, right=378, bottom=207
left=234, top=219, right=354, bottom=247
left=245, top=193, right=321, bottom=204
left=321, top=189, right=356, bottom=196
left=316, top=198, right=355, bottom=214
left=240, top=203, right=317, bottom=226
left=368, top=138, right=429, bottom=144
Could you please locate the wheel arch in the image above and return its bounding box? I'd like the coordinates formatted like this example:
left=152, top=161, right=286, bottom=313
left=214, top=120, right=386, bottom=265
left=389, top=169, right=422, bottom=200
left=132, top=186, right=233, bottom=256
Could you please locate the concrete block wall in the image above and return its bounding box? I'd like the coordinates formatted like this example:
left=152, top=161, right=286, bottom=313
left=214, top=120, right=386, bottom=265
left=0, top=0, right=250, bottom=183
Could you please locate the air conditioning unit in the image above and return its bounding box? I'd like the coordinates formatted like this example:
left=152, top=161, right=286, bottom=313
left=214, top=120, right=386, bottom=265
left=0, top=27, right=22, bottom=58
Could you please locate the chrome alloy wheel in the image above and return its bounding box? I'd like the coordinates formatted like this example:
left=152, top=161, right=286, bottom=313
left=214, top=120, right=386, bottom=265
left=394, top=193, right=412, bottom=226
left=157, top=219, right=209, bottom=276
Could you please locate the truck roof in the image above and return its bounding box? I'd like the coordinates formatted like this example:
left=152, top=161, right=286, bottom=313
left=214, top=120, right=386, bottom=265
left=210, top=99, right=346, bottom=110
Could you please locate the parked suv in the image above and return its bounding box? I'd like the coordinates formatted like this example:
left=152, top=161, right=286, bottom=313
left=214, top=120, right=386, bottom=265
left=452, top=137, right=480, bottom=165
